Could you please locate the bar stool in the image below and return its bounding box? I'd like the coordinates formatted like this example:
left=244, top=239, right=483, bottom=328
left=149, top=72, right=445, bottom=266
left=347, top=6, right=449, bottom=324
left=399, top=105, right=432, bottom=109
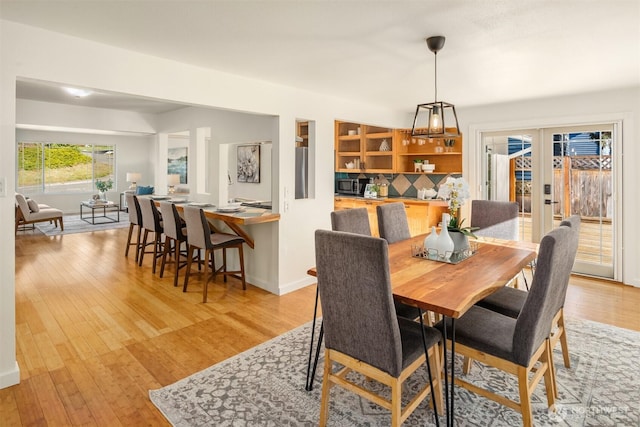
left=124, top=193, right=143, bottom=262
left=182, top=206, right=246, bottom=303
left=159, top=201, right=192, bottom=287
left=138, top=197, right=164, bottom=273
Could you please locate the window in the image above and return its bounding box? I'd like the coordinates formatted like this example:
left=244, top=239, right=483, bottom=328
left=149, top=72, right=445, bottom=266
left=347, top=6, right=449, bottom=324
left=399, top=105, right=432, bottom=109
left=17, top=142, right=116, bottom=194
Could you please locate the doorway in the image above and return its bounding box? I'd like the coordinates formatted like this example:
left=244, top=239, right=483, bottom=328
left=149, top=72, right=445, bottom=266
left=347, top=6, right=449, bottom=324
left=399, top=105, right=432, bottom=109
left=481, top=124, right=619, bottom=279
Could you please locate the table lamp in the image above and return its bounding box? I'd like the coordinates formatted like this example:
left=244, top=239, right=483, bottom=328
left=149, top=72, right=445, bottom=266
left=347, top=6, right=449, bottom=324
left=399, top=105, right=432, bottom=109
left=126, top=172, right=141, bottom=190
left=167, top=174, right=181, bottom=194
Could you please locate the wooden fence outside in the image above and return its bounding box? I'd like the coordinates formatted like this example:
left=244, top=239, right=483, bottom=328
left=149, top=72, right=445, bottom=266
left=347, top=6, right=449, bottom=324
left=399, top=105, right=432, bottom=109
left=514, top=155, right=612, bottom=221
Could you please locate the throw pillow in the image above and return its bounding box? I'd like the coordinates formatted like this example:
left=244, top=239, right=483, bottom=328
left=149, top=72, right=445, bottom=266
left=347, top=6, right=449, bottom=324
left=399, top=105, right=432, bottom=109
left=136, top=186, right=154, bottom=195
left=27, top=199, right=40, bottom=213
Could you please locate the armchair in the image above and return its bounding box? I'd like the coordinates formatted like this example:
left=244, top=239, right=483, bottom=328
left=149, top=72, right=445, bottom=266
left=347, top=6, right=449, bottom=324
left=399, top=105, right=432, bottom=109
left=15, top=193, right=64, bottom=234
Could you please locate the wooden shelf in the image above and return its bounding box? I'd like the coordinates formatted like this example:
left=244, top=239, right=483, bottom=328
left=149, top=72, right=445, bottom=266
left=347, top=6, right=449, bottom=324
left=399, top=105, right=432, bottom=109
left=335, top=121, right=395, bottom=174
left=335, top=122, right=463, bottom=175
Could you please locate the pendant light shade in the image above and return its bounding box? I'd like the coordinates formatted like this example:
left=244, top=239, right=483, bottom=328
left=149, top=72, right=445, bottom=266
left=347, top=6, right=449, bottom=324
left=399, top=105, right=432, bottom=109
left=411, top=36, right=461, bottom=139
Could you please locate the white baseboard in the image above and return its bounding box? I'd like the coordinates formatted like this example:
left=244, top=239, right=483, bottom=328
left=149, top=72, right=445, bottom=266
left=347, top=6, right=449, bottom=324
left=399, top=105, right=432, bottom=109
left=0, top=362, right=20, bottom=390
left=277, top=276, right=316, bottom=296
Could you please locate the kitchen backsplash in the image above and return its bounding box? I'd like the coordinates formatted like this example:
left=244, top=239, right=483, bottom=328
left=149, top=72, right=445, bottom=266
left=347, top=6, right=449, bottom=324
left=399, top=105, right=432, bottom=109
left=335, top=172, right=461, bottom=198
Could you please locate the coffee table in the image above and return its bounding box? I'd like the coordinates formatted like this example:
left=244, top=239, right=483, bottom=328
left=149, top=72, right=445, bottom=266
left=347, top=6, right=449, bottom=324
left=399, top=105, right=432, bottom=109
left=80, top=201, right=120, bottom=224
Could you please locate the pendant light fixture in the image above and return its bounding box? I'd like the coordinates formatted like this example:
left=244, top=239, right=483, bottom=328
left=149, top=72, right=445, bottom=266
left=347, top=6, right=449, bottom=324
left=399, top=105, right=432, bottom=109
left=411, top=36, right=460, bottom=139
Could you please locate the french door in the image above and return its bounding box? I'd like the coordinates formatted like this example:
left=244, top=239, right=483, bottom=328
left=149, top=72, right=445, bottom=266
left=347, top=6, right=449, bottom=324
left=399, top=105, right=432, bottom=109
left=481, top=124, right=618, bottom=279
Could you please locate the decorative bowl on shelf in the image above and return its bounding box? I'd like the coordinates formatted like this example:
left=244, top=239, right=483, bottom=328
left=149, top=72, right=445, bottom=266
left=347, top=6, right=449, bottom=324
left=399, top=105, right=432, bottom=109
left=422, top=163, right=436, bottom=172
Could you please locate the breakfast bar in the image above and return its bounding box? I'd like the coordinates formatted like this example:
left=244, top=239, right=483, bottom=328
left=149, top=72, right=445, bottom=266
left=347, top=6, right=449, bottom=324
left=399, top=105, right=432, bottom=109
left=197, top=206, right=280, bottom=249
left=153, top=199, right=280, bottom=249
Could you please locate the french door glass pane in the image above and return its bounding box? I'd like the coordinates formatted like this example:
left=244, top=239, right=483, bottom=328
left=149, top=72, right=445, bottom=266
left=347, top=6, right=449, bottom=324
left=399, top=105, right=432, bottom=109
left=551, top=130, right=613, bottom=272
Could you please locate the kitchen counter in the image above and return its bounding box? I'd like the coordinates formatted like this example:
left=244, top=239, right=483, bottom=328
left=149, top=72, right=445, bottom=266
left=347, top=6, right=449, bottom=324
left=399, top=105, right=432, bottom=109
left=334, top=195, right=449, bottom=236
left=334, top=194, right=449, bottom=206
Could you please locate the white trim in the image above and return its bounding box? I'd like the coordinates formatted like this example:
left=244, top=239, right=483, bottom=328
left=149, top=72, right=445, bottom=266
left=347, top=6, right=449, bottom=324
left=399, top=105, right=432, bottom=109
left=468, top=112, right=630, bottom=283
left=0, top=362, right=20, bottom=389
left=276, top=276, right=316, bottom=296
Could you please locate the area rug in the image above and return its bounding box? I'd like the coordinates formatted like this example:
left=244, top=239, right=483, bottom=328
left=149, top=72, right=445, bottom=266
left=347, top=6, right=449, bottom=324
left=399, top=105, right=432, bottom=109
left=149, top=318, right=639, bottom=426
left=34, top=214, right=130, bottom=236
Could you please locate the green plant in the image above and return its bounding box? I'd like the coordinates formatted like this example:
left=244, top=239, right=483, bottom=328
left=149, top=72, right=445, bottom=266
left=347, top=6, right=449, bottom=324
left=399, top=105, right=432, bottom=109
left=437, top=176, right=478, bottom=238
left=96, top=178, right=113, bottom=192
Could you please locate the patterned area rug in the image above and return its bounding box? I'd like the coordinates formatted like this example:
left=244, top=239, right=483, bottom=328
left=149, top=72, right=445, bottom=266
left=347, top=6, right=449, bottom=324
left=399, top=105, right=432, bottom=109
left=149, top=318, right=639, bottom=426
left=34, top=214, right=130, bottom=236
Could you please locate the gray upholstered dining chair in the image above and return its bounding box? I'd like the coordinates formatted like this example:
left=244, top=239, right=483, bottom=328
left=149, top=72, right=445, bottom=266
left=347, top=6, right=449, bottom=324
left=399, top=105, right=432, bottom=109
left=470, top=200, right=519, bottom=241
left=306, top=207, right=419, bottom=392
left=375, top=203, right=424, bottom=321
left=159, top=202, right=191, bottom=287
left=307, top=208, right=373, bottom=390
left=182, top=205, right=246, bottom=302
left=376, top=202, right=411, bottom=243
left=436, top=225, right=576, bottom=426
left=124, top=193, right=143, bottom=262
left=138, top=197, right=164, bottom=273
left=330, top=208, right=371, bottom=236
left=471, top=199, right=531, bottom=289
left=315, top=229, right=443, bottom=426
left=473, top=215, right=580, bottom=396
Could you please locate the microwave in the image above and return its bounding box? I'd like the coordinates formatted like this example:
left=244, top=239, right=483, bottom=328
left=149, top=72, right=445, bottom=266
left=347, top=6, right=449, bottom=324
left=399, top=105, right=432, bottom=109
left=336, top=178, right=368, bottom=196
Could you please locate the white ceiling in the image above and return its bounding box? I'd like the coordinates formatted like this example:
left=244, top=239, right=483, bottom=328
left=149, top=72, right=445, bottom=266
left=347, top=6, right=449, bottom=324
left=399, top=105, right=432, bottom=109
left=3, top=1, right=640, bottom=113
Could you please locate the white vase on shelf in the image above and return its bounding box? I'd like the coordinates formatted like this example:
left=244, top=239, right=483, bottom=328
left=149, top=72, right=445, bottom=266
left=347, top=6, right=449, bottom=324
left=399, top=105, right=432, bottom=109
left=435, top=213, right=454, bottom=260
left=424, top=226, right=439, bottom=258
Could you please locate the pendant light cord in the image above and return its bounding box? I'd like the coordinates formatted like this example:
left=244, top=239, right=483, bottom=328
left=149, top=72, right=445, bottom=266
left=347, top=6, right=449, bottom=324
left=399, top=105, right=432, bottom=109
left=434, top=51, right=438, bottom=102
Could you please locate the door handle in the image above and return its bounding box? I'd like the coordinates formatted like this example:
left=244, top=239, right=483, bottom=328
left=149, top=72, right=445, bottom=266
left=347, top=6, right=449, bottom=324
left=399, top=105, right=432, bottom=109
left=544, top=199, right=560, bottom=205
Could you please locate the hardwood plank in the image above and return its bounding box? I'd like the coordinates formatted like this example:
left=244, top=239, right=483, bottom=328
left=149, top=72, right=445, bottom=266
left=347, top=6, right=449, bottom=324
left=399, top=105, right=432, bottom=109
left=4, top=226, right=638, bottom=425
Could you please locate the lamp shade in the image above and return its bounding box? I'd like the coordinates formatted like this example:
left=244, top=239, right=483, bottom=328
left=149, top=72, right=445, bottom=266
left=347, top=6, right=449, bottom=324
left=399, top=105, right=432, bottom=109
left=126, top=172, right=141, bottom=183
left=411, top=101, right=460, bottom=139
left=167, top=174, right=181, bottom=186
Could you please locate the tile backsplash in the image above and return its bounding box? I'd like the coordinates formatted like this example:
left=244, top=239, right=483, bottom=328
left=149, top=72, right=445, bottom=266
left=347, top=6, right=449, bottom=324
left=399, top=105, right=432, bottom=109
left=335, top=172, right=461, bottom=198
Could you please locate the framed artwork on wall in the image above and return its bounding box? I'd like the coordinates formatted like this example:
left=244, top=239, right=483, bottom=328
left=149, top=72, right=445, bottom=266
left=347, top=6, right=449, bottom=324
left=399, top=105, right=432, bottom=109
left=168, top=147, right=188, bottom=184
left=237, top=144, right=260, bottom=183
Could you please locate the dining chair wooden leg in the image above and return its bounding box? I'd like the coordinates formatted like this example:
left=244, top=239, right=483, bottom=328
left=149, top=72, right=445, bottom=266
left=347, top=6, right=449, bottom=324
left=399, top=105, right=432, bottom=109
left=319, top=349, right=334, bottom=427
left=542, top=343, right=557, bottom=409
left=462, top=356, right=472, bottom=374
left=557, top=310, right=570, bottom=368
left=428, top=345, right=444, bottom=416
left=517, top=366, right=534, bottom=427
left=390, top=378, right=401, bottom=427
left=546, top=339, right=558, bottom=399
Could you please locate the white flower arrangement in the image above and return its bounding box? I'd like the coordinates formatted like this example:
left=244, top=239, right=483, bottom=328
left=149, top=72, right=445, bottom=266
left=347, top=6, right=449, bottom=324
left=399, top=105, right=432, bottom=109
left=437, top=176, right=476, bottom=236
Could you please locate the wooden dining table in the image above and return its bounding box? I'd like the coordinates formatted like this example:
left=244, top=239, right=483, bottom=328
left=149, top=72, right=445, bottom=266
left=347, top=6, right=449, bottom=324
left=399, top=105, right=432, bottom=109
left=307, top=233, right=537, bottom=426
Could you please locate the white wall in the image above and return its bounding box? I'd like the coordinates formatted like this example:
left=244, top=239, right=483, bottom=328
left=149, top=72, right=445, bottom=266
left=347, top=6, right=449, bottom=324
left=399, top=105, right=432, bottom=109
left=226, top=142, right=273, bottom=202
left=0, top=20, right=406, bottom=389
left=17, top=98, right=158, bottom=134
left=455, top=86, right=640, bottom=287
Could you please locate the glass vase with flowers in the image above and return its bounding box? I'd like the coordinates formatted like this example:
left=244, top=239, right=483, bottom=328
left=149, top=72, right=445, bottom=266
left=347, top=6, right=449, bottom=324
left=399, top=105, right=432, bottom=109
left=437, top=177, right=477, bottom=250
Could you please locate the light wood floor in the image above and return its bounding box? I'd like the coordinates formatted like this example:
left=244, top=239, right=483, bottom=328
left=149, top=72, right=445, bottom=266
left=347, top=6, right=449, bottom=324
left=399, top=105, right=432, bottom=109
left=3, top=227, right=639, bottom=425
